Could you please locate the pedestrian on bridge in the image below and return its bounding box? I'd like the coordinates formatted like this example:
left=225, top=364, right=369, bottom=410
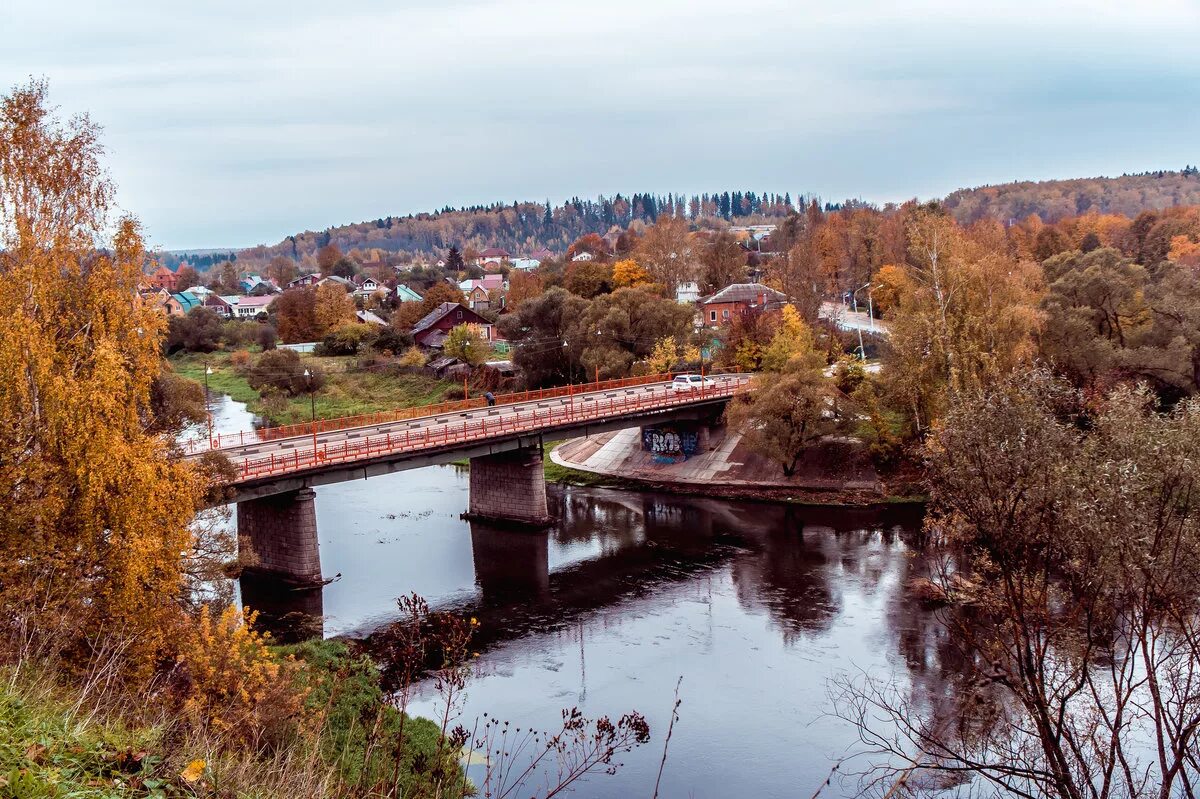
left=484, top=391, right=496, bottom=407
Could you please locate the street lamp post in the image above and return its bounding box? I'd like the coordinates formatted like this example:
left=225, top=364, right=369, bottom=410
left=850, top=281, right=875, bottom=362
left=203, top=365, right=214, bottom=443
left=303, top=368, right=317, bottom=456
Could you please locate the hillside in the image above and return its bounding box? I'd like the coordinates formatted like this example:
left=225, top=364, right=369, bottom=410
left=944, top=167, right=1200, bottom=224
left=242, top=191, right=797, bottom=266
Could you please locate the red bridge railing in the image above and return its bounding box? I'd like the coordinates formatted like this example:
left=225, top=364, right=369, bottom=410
left=186, top=368, right=742, bottom=453
left=230, top=377, right=748, bottom=484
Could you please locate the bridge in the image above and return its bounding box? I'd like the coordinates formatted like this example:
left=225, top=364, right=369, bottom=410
left=190, top=373, right=750, bottom=588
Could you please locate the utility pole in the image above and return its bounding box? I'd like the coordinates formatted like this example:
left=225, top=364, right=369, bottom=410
left=204, top=365, right=214, bottom=443
left=304, top=368, right=317, bottom=455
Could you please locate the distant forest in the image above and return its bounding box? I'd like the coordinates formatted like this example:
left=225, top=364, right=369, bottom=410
left=188, top=169, right=1200, bottom=270
left=238, top=191, right=802, bottom=267
left=944, top=167, right=1200, bottom=224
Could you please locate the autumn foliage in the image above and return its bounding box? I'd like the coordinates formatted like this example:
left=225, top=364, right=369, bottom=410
left=0, top=80, right=202, bottom=676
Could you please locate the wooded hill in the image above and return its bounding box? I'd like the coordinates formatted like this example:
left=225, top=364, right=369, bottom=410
left=944, top=167, right=1200, bottom=224
left=231, top=169, right=1200, bottom=267
left=243, top=191, right=798, bottom=266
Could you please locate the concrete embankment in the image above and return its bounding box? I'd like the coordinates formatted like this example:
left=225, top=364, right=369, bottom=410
left=550, top=426, right=886, bottom=503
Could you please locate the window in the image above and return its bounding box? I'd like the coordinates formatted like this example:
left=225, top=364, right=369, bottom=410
left=709, top=310, right=717, bottom=322
left=722, top=309, right=730, bottom=319
left=457, top=310, right=463, bottom=319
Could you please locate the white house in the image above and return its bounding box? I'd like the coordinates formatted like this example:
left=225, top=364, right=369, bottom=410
left=571, top=252, right=595, bottom=262
left=510, top=257, right=541, bottom=271
left=675, top=281, right=701, bottom=303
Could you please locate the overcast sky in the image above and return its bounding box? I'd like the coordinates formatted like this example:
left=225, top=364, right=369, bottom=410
left=4, top=0, right=1199, bottom=250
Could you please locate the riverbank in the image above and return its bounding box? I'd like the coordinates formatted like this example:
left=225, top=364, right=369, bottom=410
left=171, top=351, right=457, bottom=427
left=0, top=640, right=460, bottom=798
left=546, top=428, right=923, bottom=506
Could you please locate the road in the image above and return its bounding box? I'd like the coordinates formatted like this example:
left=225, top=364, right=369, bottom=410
left=819, top=301, right=888, bottom=334
left=190, top=374, right=751, bottom=480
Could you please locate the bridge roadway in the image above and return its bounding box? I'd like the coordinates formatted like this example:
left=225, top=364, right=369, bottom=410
left=200, top=374, right=750, bottom=503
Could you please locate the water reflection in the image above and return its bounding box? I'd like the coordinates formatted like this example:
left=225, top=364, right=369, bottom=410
left=205, top=380, right=935, bottom=798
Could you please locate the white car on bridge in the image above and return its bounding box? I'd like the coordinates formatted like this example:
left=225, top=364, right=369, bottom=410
left=671, top=373, right=717, bottom=391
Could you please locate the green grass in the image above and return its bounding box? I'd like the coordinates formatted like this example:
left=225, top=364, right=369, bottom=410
left=0, top=681, right=158, bottom=797
left=0, top=645, right=465, bottom=799
left=269, top=372, right=454, bottom=426
left=171, top=351, right=259, bottom=404
left=169, top=352, right=457, bottom=426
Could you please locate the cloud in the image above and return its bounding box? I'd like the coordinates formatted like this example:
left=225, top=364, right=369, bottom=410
left=3, top=0, right=1197, bottom=247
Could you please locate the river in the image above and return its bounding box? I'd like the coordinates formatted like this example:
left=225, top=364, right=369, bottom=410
left=207, top=393, right=946, bottom=799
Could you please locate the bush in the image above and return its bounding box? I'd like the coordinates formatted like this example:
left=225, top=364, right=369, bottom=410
left=318, top=324, right=377, bottom=356
left=221, top=320, right=260, bottom=348
left=276, top=640, right=464, bottom=793
left=177, top=605, right=312, bottom=751
left=373, top=327, right=413, bottom=356
left=397, top=346, right=426, bottom=368
left=166, top=307, right=224, bottom=353
left=256, top=324, right=278, bottom=351
left=230, top=349, right=252, bottom=371
left=246, top=349, right=324, bottom=397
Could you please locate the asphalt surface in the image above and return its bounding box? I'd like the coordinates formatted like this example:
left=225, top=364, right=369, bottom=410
left=194, top=374, right=751, bottom=472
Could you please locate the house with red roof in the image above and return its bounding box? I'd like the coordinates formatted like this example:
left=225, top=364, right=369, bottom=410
left=149, top=265, right=178, bottom=291
left=410, top=302, right=495, bottom=349
left=475, top=247, right=511, bottom=267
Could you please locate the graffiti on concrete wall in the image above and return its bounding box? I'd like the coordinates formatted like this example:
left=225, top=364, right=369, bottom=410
left=642, top=425, right=699, bottom=464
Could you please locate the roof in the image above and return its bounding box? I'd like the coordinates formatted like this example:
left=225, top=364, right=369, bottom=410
left=459, top=275, right=505, bottom=291
left=395, top=283, right=423, bottom=301
left=528, top=247, right=554, bottom=260
left=287, top=273, right=320, bottom=286
left=701, top=283, right=787, bottom=306
left=412, top=301, right=489, bottom=336
left=170, top=292, right=202, bottom=312
left=356, top=310, right=387, bottom=326
left=153, top=265, right=175, bottom=276
left=319, top=275, right=354, bottom=288
left=233, top=294, right=276, bottom=309
left=412, top=302, right=465, bottom=335
left=478, top=247, right=510, bottom=258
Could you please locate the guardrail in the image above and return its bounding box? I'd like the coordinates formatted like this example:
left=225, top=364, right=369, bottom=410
left=185, top=368, right=744, bottom=453
left=230, top=377, right=748, bottom=483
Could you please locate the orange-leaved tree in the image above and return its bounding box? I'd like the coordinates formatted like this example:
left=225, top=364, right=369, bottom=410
left=0, top=79, right=201, bottom=676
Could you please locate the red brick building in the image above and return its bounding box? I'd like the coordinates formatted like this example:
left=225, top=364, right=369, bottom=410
left=700, top=283, right=787, bottom=326
left=149, top=265, right=178, bottom=291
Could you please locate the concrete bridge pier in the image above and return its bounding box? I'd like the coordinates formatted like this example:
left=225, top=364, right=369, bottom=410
left=467, top=444, right=553, bottom=526
left=470, top=521, right=550, bottom=602
left=236, top=487, right=323, bottom=586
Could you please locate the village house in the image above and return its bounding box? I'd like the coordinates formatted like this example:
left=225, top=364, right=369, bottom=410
left=228, top=294, right=276, bottom=319
left=676, top=281, right=701, bottom=304
left=286, top=273, right=321, bottom=289
left=394, top=283, right=423, bottom=303
left=570, top=251, right=595, bottom=262
left=317, top=275, right=354, bottom=291
left=510, top=256, right=541, bottom=271
left=410, top=302, right=495, bottom=349
left=205, top=294, right=235, bottom=317
left=475, top=247, right=510, bottom=267
left=351, top=275, right=384, bottom=300
left=164, top=291, right=202, bottom=317
left=458, top=274, right=505, bottom=312
left=356, top=309, right=387, bottom=326
left=700, top=283, right=787, bottom=326
left=149, top=265, right=178, bottom=291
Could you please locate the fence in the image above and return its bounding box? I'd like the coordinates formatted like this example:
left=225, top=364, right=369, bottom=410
left=186, top=368, right=744, bottom=453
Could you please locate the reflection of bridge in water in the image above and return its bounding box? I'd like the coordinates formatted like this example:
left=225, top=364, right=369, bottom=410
left=242, top=487, right=923, bottom=647
left=216, top=376, right=747, bottom=591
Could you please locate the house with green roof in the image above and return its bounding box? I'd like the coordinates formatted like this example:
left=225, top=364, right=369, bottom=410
left=395, top=283, right=424, bottom=303
left=165, top=291, right=203, bottom=317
